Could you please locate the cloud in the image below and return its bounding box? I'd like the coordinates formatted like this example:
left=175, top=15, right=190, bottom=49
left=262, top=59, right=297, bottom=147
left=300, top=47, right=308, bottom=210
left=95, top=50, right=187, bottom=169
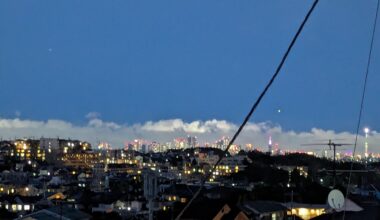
left=0, top=118, right=44, bottom=129
left=88, top=118, right=121, bottom=130
left=85, top=112, right=101, bottom=119
left=140, top=119, right=235, bottom=133
left=0, top=117, right=378, bottom=154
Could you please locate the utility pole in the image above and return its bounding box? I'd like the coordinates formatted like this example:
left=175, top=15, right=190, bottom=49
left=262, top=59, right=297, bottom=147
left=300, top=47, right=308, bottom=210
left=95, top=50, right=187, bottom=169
left=332, top=140, right=336, bottom=187
left=291, top=190, right=294, bottom=220
left=143, top=169, right=158, bottom=220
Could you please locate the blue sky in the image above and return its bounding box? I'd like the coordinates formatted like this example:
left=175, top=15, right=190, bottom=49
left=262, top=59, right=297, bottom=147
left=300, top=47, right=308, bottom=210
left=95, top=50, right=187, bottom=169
left=0, top=0, right=379, bottom=137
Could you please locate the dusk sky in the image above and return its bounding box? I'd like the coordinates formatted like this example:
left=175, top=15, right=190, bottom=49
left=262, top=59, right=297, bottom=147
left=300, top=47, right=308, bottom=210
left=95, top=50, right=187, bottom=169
left=1, top=1, right=380, bottom=151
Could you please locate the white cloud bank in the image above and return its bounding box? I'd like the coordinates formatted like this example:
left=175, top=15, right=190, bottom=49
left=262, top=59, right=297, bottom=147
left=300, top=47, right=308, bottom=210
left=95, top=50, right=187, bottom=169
left=0, top=116, right=379, bottom=154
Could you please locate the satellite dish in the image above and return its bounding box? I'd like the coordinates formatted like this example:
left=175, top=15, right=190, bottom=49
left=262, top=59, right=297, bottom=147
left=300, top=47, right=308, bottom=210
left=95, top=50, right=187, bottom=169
left=327, top=189, right=345, bottom=209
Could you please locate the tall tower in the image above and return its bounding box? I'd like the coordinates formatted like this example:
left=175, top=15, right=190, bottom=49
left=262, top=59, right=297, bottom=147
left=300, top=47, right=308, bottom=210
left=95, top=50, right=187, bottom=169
left=268, top=136, right=273, bottom=154
left=364, top=127, right=370, bottom=159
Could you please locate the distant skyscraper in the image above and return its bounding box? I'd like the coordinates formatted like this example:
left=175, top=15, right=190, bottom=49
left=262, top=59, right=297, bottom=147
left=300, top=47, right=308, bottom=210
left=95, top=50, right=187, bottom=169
left=187, top=135, right=197, bottom=148
left=274, top=143, right=279, bottom=155
left=216, top=136, right=230, bottom=150
left=323, top=150, right=328, bottom=158
left=174, top=138, right=186, bottom=149
left=245, top=144, right=253, bottom=151
left=364, top=127, right=370, bottom=158
left=141, top=144, right=147, bottom=153
left=268, top=136, right=273, bottom=154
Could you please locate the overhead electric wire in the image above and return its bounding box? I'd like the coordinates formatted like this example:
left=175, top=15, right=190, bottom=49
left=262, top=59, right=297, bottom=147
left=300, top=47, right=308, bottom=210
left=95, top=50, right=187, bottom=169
left=174, top=1, right=320, bottom=219
left=343, top=0, right=380, bottom=219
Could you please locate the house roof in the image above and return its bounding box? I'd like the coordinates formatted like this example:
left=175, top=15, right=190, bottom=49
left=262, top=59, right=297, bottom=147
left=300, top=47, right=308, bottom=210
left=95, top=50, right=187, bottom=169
left=88, top=192, right=124, bottom=204
left=240, top=201, right=288, bottom=215
left=21, top=206, right=91, bottom=220
left=180, top=198, right=228, bottom=220
left=0, top=195, right=42, bottom=204
left=334, top=198, right=363, bottom=212
left=108, top=163, right=136, bottom=169
left=48, top=206, right=91, bottom=219
left=163, top=184, right=199, bottom=197
left=22, top=211, right=58, bottom=220
left=220, top=203, right=244, bottom=220
left=284, top=202, right=328, bottom=209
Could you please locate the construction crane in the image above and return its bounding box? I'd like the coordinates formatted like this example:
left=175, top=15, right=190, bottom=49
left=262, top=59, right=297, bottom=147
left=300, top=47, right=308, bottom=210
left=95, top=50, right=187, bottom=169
left=302, top=139, right=352, bottom=187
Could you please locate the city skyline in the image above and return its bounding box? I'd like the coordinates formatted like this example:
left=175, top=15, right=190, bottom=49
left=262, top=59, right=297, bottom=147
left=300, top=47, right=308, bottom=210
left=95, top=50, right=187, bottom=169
left=0, top=114, right=378, bottom=154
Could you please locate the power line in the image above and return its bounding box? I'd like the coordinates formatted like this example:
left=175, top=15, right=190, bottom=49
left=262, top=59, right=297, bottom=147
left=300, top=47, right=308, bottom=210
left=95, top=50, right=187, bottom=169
left=174, top=1, right=320, bottom=219
left=343, top=0, right=380, bottom=219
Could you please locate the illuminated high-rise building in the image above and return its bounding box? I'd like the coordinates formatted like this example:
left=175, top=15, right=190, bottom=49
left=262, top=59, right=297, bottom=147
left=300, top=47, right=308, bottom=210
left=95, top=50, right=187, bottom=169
left=215, top=136, right=230, bottom=150
left=245, top=144, right=253, bottom=151
left=187, top=135, right=198, bottom=148
left=268, top=136, right=273, bottom=154
left=364, top=127, right=370, bottom=158
left=174, top=138, right=186, bottom=149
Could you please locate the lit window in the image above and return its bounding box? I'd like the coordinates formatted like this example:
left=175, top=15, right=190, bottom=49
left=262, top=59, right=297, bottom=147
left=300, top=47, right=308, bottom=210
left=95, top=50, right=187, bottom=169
left=24, top=205, right=30, bottom=210
left=271, top=213, right=277, bottom=220
left=299, top=208, right=309, bottom=217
